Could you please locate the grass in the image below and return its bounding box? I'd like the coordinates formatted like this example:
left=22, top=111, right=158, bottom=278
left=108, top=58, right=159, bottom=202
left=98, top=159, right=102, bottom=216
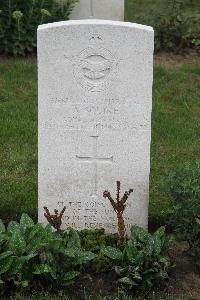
left=0, top=59, right=37, bottom=221
left=0, top=58, right=199, bottom=224
left=150, top=63, right=200, bottom=223
left=125, top=0, right=199, bottom=22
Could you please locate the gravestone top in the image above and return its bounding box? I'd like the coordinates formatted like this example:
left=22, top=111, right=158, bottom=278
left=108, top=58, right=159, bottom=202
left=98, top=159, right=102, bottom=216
left=69, top=0, right=124, bottom=21
left=38, top=19, right=153, bottom=32
left=38, top=19, right=154, bottom=233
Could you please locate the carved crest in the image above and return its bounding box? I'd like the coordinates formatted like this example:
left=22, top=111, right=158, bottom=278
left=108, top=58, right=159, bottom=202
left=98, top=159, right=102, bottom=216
left=74, top=47, right=116, bottom=92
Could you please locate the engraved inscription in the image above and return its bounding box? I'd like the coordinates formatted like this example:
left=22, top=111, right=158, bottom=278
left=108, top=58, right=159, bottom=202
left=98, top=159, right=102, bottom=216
left=74, top=47, right=116, bottom=92
left=76, top=136, right=113, bottom=197
left=59, top=197, right=135, bottom=231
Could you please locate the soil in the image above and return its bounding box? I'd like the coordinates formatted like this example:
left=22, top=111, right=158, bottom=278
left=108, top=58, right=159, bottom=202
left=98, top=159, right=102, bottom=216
left=154, top=50, right=200, bottom=67
left=166, top=242, right=200, bottom=300
left=69, top=271, right=119, bottom=299
left=66, top=242, right=200, bottom=300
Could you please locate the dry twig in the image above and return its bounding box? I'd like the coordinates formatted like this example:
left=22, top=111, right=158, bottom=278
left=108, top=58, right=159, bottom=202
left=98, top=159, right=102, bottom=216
left=103, top=181, right=133, bottom=246
left=43, top=206, right=66, bottom=231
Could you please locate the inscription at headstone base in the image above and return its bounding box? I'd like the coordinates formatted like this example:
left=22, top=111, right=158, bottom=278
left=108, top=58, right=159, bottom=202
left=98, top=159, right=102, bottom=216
left=70, top=0, right=124, bottom=21
left=38, top=20, right=154, bottom=233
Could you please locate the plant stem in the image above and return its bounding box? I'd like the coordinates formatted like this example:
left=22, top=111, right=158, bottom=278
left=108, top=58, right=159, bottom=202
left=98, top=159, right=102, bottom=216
left=117, top=211, right=126, bottom=246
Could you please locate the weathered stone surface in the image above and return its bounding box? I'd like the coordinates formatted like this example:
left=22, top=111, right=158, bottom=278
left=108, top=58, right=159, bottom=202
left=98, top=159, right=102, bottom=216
left=38, top=20, right=154, bottom=233
left=70, top=0, right=124, bottom=21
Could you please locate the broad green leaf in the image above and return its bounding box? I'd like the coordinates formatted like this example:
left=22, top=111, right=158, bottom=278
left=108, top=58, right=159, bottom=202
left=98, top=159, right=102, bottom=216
left=9, top=229, right=26, bottom=256
left=0, top=256, right=14, bottom=275
left=7, top=221, right=20, bottom=233
left=177, top=15, right=182, bottom=22
left=147, top=236, right=162, bottom=256
left=118, top=276, right=137, bottom=286
left=158, top=269, right=169, bottom=279
left=14, top=280, right=29, bottom=288
left=26, top=232, right=44, bottom=253
left=143, top=268, right=154, bottom=275
left=21, top=280, right=29, bottom=288
left=39, top=250, right=54, bottom=264
left=20, top=213, right=34, bottom=233
left=102, top=246, right=122, bottom=260
left=0, top=232, right=10, bottom=244
left=115, top=266, right=129, bottom=275
left=48, top=238, right=62, bottom=252
left=0, top=220, right=5, bottom=233
left=8, top=256, right=26, bottom=275
left=131, top=226, right=151, bottom=243
left=67, top=228, right=81, bottom=249
left=154, top=226, right=166, bottom=238
left=159, top=256, right=171, bottom=267
left=195, top=218, right=200, bottom=225
left=0, top=251, right=13, bottom=261
left=125, top=240, right=138, bottom=263
left=63, top=271, right=80, bottom=282
left=63, top=248, right=77, bottom=258
left=153, top=236, right=162, bottom=256
left=33, top=242, right=49, bottom=251
left=64, top=248, right=96, bottom=265
left=26, top=252, right=38, bottom=261
left=26, top=224, right=46, bottom=250
left=28, top=224, right=43, bottom=241
left=33, top=264, right=53, bottom=274
left=75, top=250, right=96, bottom=264
left=43, top=224, right=53, bottom=241
left=26, top=223, right=52, bottom=253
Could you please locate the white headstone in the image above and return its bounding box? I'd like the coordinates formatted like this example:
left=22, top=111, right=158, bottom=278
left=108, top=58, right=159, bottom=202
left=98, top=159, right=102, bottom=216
left=70, top=0, right=124, bottom=21
left=38, top=20, right=154, bottom=233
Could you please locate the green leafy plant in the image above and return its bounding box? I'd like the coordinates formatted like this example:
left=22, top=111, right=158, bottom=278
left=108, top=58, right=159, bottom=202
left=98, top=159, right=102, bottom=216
left=68, top=228, right=118, bottom=273
left=132, top=0, right=200, bottom=51
left=0, top=213, right=175, bottom=294
left=0, top=214, right=95, bottom=290
left=79, top=228, right=117, bottom=251
left=0, top=0, right=78, bottom=55
left=102, top=226, right=174, bottom=290
left=162, top=160, right=200, bottom=264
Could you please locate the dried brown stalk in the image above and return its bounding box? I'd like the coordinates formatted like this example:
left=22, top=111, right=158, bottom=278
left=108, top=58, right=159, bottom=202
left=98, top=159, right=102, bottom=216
left=43, top=206, right=66, bottom=231
left=103, top=181, right=133, bottom=246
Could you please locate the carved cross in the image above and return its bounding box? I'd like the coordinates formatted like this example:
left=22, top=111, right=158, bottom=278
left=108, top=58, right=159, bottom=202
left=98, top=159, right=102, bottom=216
left=76, top=136, right=113, bottom=197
